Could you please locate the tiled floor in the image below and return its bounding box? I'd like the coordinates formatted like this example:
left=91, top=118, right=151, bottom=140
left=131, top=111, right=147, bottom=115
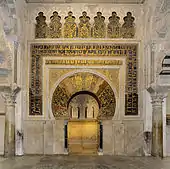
left=0, top=155, right=170, bottom=169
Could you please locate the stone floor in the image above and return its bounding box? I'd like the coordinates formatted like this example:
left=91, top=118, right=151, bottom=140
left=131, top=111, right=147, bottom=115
left=0, top=155, right=170, bottom=169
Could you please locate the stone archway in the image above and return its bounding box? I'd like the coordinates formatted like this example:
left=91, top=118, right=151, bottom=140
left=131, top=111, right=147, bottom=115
left=51, top=72, right=116, bottom=120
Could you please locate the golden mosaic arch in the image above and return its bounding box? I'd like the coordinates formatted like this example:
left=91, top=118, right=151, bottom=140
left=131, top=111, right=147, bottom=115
left=51, top=72, right=116, bottom=120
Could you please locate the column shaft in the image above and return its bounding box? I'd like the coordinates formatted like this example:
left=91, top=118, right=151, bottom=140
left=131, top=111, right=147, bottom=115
left=151, top=95, right=163, bottom=157
left=4, top=95, right=15, bottom=157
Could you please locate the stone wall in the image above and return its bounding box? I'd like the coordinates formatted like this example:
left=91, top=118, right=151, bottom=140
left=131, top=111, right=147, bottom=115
left=0, top=95, right=5, bottom=155
left=24, top=120, right=143, bottom=155
left=0, top=116, right=5, bottom=155
left=167, top=125, right=170, bottom=156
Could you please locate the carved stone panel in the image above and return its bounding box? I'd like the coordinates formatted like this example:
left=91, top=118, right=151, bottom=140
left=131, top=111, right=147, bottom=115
left=48, top=11, right=62, bottom=38
left=93, top=12, right=106, bottom=38
left=64, top=11, right=77, bottom=38
left=78, top=11, right=91, bottom=38
left=107, top=12, right=121, bottom=38
left=121, top=12, right=135, bottom=38
left=34, top=11, right=136, bottom=39
left=35, top=12, right=47, bottom=38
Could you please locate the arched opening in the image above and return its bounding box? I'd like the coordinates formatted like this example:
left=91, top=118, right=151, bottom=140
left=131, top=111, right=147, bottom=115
left=51, top=72, right=116, bottom=120
left=160, top=55, right=170, bottom=75
left=67, top=91, right=100, bottom=119
left=51, top=72, right=116, bottom=155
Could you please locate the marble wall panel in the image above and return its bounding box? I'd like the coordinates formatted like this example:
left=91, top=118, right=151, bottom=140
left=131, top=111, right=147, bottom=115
left=113, top=122, right=125, bottom=155
left=24, top=121, right=44, bottom=154
left=0, top=116, right=5, bottom=155
left=102, top=120, right=113, bottom=155
left=44, top=121, right=54, bottom=154
left=124, top=120, right=144, bottom=156
left=166, top=125, right=170, bottom=156
left=53, top=120, right=65, bottom=154
left=0, top=95, right=5, bottom=113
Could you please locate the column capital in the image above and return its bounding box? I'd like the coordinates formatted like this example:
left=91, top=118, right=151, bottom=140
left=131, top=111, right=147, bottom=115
left=0, top=85, right=21, bottom=105
left=151, top=42, right=157, bottom=52
left=151, top=93, right=165, bottom=106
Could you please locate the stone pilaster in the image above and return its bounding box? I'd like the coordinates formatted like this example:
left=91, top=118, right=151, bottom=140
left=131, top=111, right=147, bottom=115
left=151, top=94, right=164, bottom=157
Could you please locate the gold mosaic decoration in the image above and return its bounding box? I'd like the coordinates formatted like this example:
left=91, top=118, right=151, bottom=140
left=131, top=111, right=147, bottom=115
left=35, top=12, right=47, bottom=38
left=121, top=12, right=135, bottom=38
left=51, top=72, right=116, bottom=119
left=48, top=11, right=62, bottom=38
left=52, top=86, right=70, bottom=118
left=92, top=12, right=106, bottom=38
left=78, top=11, right=91, bottom=38
left=96, top=81, right=116, bottom=119
left=107, top=12, right=121, bottom=38
left=64, top=11, right=77, bottom=38
left=34, top=11, right=136, bottom=39
left=30, top=43, right=138, bottom=116
left=45, top=59, right=123, bottom=65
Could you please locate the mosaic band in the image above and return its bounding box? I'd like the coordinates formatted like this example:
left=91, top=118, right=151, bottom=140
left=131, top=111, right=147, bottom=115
left=45, top=60, right=123, bottom=65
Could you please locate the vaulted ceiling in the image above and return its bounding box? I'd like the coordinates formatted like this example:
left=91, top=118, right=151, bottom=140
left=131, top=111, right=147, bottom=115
left=25, top=0, right=145, bottom=4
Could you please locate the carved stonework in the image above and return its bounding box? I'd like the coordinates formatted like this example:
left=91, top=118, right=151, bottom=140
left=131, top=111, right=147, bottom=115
left=107, top=12, right=121, bottom=38
left=30, top=44, right=138, bottom=116
left=93, top=12, right=106, bottom=38
left=121, top=12, right=135, bottom=38
left=64, top=11, right=77, bottom=38
left=1, top=86, right=21, bottom=105
left=33, top=11, right=136, bottom=39
left=35, top=12, right=47, bottom=38
left=151, top=94, right=164, bottom=106
left=49, top=11, right=62, bottom=38
left=78, top=11, right=91, bottom=38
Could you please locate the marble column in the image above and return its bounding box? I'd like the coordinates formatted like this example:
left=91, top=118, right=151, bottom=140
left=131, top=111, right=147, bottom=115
left=3, top=92, right=16, bottom=157
left=1, top=85, right=20, bottom=157
left=151, top=94, right=164, bottom=157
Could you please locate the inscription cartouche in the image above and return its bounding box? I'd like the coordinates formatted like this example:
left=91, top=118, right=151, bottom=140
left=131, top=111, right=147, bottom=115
left=45, top=59, right=123, bottom=65
left=64, top=11, right=77, bottom=38
left=78, top=11, right=91, bottom=38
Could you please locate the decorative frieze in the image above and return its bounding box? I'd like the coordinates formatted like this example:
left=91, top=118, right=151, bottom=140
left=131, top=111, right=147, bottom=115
left=45, top=59, right=123, bottom=66
left=31, top=44, right=136, bottom=57
left=35, top=11, right=136, bottom=39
